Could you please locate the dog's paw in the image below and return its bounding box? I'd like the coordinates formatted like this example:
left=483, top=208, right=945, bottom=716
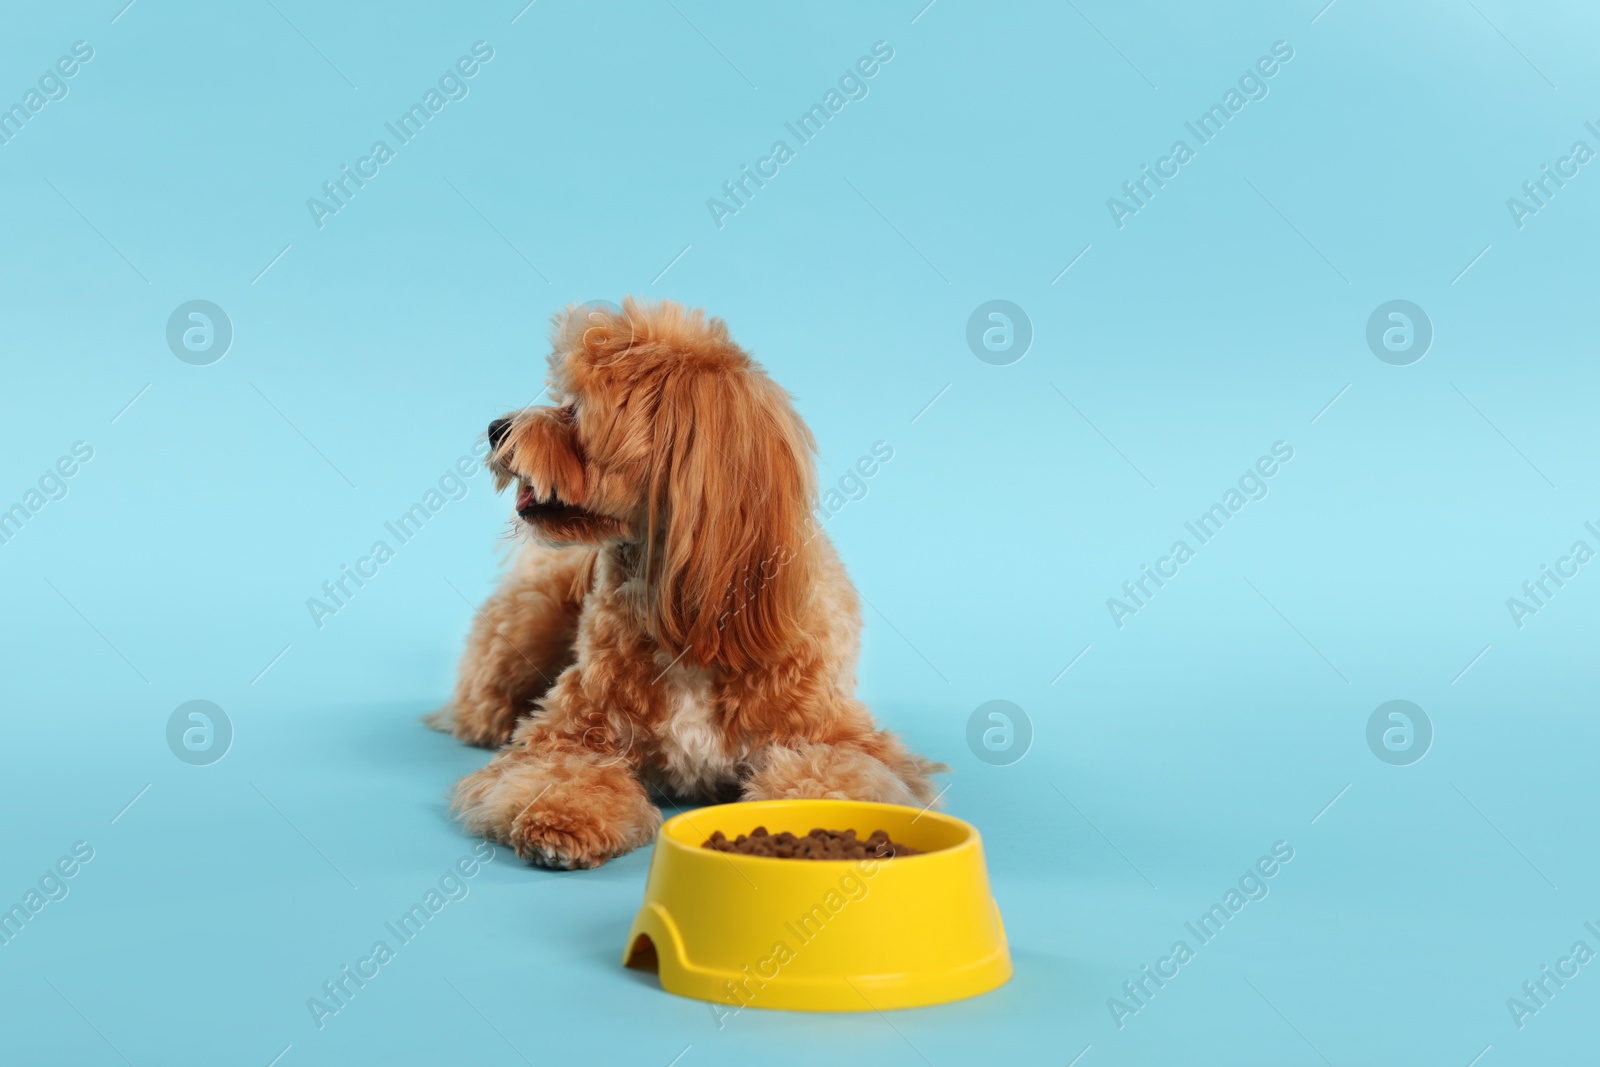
left=451, top=743, right=662, bottom=869
left=440, top=693, right=524, bottom=749
left=742, top=741, right=935, bottom=807
left=507, top=785, right=662, bottom=870
left=510, top=812, right=624, bottom=870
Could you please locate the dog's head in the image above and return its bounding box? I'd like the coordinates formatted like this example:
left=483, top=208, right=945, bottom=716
left=486, top=298, right=817, bottom=669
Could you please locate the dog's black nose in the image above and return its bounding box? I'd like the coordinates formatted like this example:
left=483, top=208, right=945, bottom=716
left=487, top=418, right=512, bottom=449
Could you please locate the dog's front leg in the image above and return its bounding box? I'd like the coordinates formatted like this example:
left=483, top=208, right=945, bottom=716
left=450, top=714, right=660, bottom=869
left=427, top=543, right=590, bottom=748
left=741, top=732, right=945, bottom=808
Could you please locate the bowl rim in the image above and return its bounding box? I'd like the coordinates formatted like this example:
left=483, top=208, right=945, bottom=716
left=656, top=797, right=977, bottom=866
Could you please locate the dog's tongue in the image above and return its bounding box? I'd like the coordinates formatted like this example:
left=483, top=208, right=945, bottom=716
left=516, top=484, right=536, bottom=510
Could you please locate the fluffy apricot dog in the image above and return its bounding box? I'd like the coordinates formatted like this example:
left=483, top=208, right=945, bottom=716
left=430, top=299, right=941, bottom=869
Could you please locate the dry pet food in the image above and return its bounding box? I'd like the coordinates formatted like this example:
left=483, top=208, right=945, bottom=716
left=702, top=826, right=922, bottom=860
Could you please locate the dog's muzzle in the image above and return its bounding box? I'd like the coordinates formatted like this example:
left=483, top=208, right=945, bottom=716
left=487, top=418, right=512, bottom=450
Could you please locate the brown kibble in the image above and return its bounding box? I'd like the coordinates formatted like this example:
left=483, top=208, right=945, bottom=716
left=701, top=827, right=923, bottom=860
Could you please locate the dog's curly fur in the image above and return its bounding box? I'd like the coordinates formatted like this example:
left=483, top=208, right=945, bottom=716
left=429, top=298, right=943, bottom=869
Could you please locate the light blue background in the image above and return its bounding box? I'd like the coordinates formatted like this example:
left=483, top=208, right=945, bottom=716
left=2, top=1, right=1596, bottom=1064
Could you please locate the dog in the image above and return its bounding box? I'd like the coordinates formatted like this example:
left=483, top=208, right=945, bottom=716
left=427, top=298, right=942, bottom=869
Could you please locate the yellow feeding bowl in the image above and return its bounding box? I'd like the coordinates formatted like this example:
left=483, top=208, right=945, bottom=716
left=622, top=798, right=1011, bottom=1012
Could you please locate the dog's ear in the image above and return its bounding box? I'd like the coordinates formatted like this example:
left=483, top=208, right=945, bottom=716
left=644, top=367, right=816, bottom=670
